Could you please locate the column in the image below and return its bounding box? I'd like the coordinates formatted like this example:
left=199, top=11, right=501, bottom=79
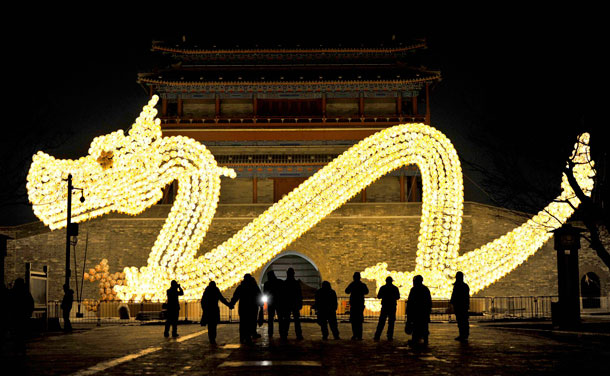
left=322, top=93, right=327, bottom=121
left=396, top=93, right=402, bottom=116
left=161, top=98, right=168, bottom=116
left=177, top=97, right=183, bottom=117
left=409, top=176, right=420, bottom=202
left=215, top=95, right=220, bottom=118
left=253, top=177, right=258, bottom=203
left=425, top=83, right=431, bottom=125
left=400, top=175, right=405, bottom=202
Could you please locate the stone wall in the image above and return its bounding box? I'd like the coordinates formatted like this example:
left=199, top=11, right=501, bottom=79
left=217, top=176, right=414, bottom=204
left=218, top=178, right=253, bottom=204
left=256, top=178, right=274, bottom=203
left=2, top=202, right=609, bottom=302
left=367, top=176, right=401, bottom=202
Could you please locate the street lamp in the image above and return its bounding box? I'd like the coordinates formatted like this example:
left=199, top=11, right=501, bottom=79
left=552, top=224, right=585, bottom=328
left=64, top=174, right=85, bottom=290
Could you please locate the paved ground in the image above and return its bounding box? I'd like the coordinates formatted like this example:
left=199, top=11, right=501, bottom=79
left=3, top=319, right=610, bottom=375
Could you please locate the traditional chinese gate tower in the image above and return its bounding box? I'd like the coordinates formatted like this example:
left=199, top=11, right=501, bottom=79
left=139, top=38, right=440, bottom=207
left=137, top=37, right=441, bottom=289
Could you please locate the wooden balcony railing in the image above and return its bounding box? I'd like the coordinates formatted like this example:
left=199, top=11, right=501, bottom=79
left=160, top=114, right=427, bottom=128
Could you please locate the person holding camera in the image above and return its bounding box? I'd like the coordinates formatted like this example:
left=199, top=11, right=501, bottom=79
left=164, top=280, right=184, bottom=338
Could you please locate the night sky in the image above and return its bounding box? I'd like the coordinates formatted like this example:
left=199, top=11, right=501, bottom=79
left=1, top=16, right=604, bottom=226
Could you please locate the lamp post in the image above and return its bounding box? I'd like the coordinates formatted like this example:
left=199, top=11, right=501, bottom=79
left=552, top=224, right=584, bottom=327
left=64, top=174, right=84, bottom=290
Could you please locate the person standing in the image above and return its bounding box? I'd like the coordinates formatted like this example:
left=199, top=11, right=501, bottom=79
left=263, top=270, right=283, bottom=338
left=406, top=275, right=432, bottom=346
left=9, top=278, right=34, bottom=353
left=201, top=281, right=232, bottom=345
left=164, top=280, right=184, bottom=338
left=231, top=274, right=262, bottom=344
left=314, top=281, right=340, bottom=340
left=374, top=276, right=400, bottom=341
left=0, top=283, right=8, bottom=350
left=279, top=268, right=303, bottom=340
left=249, top=275, right=264, bottom=340
left=61, top=284, right=74, bottom=333
left=345, top=271, right=369, bottom=340
left=450, top=271, right=470, bottom=342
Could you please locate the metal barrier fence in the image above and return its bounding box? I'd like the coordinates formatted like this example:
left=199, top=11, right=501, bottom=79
left=339, top=296, right=559, bottom=322
left=47, top=296, right=561, bottom=327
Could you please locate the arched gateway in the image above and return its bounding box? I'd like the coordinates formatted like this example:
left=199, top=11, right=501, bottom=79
left=259, top=251, right=321, bottom=293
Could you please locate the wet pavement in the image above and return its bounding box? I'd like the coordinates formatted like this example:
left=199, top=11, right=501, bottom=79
left=3, top=320, right=610, bottom=375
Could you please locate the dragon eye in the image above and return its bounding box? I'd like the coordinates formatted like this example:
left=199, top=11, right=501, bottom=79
left=97, top=150, right=114, bottom=170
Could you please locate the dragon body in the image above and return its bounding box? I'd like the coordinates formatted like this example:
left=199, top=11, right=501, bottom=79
left=26, top=96, right=595, bottom=305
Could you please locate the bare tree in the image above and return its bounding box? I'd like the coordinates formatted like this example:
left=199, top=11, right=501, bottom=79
left=464, top=125, right=609, bottom=269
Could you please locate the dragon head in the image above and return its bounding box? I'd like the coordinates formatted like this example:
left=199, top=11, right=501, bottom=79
left=27, top=96, right=165, bottom=230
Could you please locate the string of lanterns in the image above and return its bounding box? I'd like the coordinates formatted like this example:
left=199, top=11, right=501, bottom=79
left=27, top=96, right=595, bottom=308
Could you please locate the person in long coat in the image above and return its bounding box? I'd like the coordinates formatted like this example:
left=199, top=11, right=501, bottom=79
left=201, top=281, right=232, bottom=345
left=0, top=283, right=8, bottom=350
left=230, top=274, right=262, bottom=344
left=314, top=281, right=340, bottom=340
left=345, top=271, right=369, bottom=340
left=406, top=275, right=431, bottom=346
left=374, top=276, right=400, bottom=341
left=279, top=268, right=303, bottom=340
left=164, top=280, right=184, bottom=337
left=263, top=270, right=283, bottom=338
left=450, top=271, right=470, bottom=342
left=9, top=278, right=34, bottom=352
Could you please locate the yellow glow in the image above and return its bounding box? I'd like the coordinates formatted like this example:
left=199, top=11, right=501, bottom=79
left=361, top=132, right=594, bottom=308
left=27, top=96, right=595, bottom=306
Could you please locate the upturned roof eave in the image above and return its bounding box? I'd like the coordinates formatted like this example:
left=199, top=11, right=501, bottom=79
left=151, top=42, right=427, bottom=56
left=138, top=74, right=441, bottom=87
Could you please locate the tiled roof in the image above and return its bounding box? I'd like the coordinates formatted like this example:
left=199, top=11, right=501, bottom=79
left=151, top=40, right=427, bottom=55
left=139, top=66, right=440, bottom=86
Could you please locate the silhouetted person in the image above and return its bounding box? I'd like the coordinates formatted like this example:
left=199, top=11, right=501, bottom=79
left=249, top=276, right=264, bottom=340
left=374, top=276, right=400, bottom=341
left=1, top=283, right=9, bottom=350
left=263, top=270, right=283, bottom=337
left=279, top=267, right=303, bottom=340
left=61, top=284, right=74, bottom=333
left=345, top=271, right=369, bottom=340
left=406, top=275, right=431, bottom=346
left=9, top=278, right=34, bottom=353
left=450, top=271, right=470, bottom=342
left=231, top=274, right=262, bottom=344
left=164, top=280, right=183, bottom=338
left=314, top=281, right=340, bottom=340
left=201, top=281, right=232, bottom=345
